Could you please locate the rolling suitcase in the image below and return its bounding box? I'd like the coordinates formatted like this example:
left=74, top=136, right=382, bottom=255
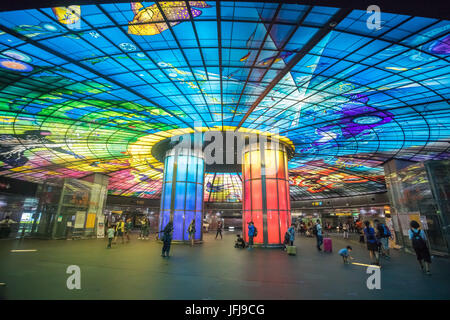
left=287, top=245, right=297, bottom=256
left=323, top=238, right=332, bottom=252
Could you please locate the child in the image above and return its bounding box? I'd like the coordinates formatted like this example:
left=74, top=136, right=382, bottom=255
left=107, top=225, right=115, bottom=249
left=338, top=246, right=353, bottom=264
left=234, top=234, right=246, bottom=248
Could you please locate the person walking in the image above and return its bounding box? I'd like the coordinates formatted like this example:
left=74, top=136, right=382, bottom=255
left=375, top=219, right=392, bottom=259
left=115, top=218, right=125, bottom=244
left=106, top=224, right=115, bottom=249
left=188, top=219, right=196, bottom=246
left=145, top=217, right=151, bottom=239
left=364, top=221, right=381, bottom=266
left=247, top=221, right=256, bottom=250
left=343, top=223, right=349, bottom=239
left=314, top=219, right=323, bottom=251
left=409, top=220, right=431, bottom=275
left=161, top=221, right=173, bottom=258
left=215, top=220, right=223, bottom=240
left=125, top=218, right=133, bottom=242
left=138, top=217, right=146, bottom=240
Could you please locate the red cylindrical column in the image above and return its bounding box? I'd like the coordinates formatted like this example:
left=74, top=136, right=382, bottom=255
left=242, top=141, right=291, bottom=246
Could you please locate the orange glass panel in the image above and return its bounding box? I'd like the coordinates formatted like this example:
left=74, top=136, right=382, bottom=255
left=266, top=179, right=278, bottom=210
left=278, top=179, right=288, bottom=210
left=250, top=151, right=261, bottom=179
left=252, top=211, right=263, bottom=244
left=251, top=179, right=262, bottom=210
left=267, top=210, right=280, bottom=244
left=264, top=149, right=276, bottom=179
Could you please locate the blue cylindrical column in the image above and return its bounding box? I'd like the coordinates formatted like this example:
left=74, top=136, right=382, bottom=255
left=159, top=147, right=204, bottom=242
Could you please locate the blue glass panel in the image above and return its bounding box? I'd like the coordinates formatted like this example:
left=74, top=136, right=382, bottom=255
left=185, top=182, right=197, bottom=211
left=174, top=182, right=186, bottom=210
left=172, top=211, right=185, bottom=241
left=176, top=156, right=188, bottom=182
left=163, top=182, right=172, bottom=210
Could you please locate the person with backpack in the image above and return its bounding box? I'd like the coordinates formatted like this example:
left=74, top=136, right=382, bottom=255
left=364, top=221, right=380, bottom=266
left=314, top=219, right=323, bottom=251
left=247, top=221, right=256, bottom=250
left=188, top=219, right=196, bottom=247
left=161, top=221, right=174, bottom=257
left=409, top=220, right=431, bottom=275
left=375, top=219, right=392, bottom=259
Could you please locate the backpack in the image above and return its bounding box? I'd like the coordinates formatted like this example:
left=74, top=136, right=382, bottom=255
left=382, top=224, right=391, bottom=238
left=253, top=227, right=258, bottom=237
left=411, top=229, right=427, bottom=250
left=365, top=227, right=376, bottom=243
left=284, top=231, right=290, bottom=244
left=312, top=225, right=318, bottom=235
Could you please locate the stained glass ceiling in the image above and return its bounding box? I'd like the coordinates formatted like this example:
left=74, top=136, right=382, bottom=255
left=0, top=1, right=449, bottom=201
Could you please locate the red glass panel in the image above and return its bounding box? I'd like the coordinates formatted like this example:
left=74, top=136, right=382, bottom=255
left=286, top=179, right=291, bottom=211
left=252, top=211, right=263, bottom=244
left=266, top=179, right=278, bottom=210
left=243, top=152, right=250, bottom=181
left=243, top=211, right=252, bottom=242
left=251, top=179, right=262, bottom=210
left=279, top=210, right=288, bottom=241
left=277, top=151, right=286, bottom=179
left=250, top=151, right=261, bottom=179
left=267, top=210, right=280, bottom=244
left=264, top=150, right=276, bottom=179
left=278, top=179, right=287, bottom=210
left=244, top=180, right=251, bottom=211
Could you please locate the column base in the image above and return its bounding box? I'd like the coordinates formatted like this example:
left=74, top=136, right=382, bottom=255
left=157, top=240, right=204, bottom=245
left=249, top=243, right=285, bottom=249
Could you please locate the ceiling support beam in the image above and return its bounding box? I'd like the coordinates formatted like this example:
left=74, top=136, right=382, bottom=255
left=236, top=8, right=352, bottom=130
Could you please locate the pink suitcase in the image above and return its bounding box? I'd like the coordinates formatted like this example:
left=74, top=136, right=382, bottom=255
left=323, top=238, right=332, bottom=252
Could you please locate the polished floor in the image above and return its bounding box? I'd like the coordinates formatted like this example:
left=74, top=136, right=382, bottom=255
left=0, top=231, right=449, bottom=300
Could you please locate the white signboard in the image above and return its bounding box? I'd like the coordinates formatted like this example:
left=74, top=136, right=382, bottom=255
left=74, top=211, right=86, bottom=229
left=97, top=215, right=105, bottom=238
